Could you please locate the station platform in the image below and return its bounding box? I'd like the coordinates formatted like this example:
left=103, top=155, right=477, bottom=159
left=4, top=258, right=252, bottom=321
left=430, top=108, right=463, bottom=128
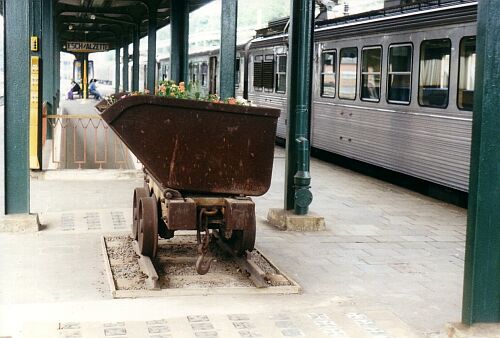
left=0, top=142, right=467, bottom=337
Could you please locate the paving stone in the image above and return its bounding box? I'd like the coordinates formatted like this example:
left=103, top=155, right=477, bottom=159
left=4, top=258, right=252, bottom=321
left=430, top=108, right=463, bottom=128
left=194, top=331, right=218, bottom=338
left=237, top=330, right=262, bottom=337
left=147, top=326, right=170, bottom=334
left=60, top=332, right=82, bottom=338
left=232, top=322, right=255, bottom=330
left=103, top=327, right=126, bottom=336
left=146, top=319, right=168, bottom=326
left=191, top=322, right=215, bottom=331
left=103, top=322, right=125, bottom=327
left=228, top=314, right=250, bottom=322
left=188, top=315, right=210, bottom=323
left=60, top=322, right=81, bottom=330
left=280, top=328, right=305, bottom=337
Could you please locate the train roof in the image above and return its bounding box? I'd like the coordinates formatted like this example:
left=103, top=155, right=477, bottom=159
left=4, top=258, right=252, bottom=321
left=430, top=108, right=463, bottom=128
left=315, top=0, right=476, bottom=28
left=251, top=0, right=477, bottom=47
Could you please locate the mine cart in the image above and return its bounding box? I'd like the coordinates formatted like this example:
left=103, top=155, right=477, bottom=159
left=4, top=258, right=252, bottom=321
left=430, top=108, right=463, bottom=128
left=99, top=96, right=280, bottom=274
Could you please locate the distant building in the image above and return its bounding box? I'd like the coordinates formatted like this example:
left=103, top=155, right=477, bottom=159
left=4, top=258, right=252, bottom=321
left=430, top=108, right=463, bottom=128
left=318, top=0, right=385, bottom=19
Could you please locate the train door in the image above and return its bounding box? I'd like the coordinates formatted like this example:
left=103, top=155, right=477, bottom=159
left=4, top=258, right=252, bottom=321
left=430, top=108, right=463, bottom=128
left=209, top=56, right=217, bottom=95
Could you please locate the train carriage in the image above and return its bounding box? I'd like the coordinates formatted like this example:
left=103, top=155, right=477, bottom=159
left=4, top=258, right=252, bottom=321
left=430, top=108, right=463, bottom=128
left=247, top=0, right=477, bottom=193
left=310, top=1, right=476, bottom=192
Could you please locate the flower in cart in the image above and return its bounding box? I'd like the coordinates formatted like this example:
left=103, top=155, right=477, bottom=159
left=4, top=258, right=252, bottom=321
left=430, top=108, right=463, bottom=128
left=207, top=94, right=220, bottom=103
left=179, top=82, right=185, bottom=93
left=226, top=97, right=237, bottom=105
left=159, top=83, right=167, bottom=95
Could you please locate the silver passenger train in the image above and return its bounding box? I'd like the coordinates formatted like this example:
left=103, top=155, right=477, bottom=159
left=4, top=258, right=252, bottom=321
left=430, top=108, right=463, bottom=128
left=159, top=0, right=477, bottom=194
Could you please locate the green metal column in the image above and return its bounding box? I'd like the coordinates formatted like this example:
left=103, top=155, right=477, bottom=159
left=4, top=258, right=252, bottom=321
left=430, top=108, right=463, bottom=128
left=4, top=0, right=30, bottom=213
left=284, top=0, right=314, bottom=214
left=41, top=0, right=54, bottom=140
left=462, top=0, right=500, bottom=325
left=123, top=38, right=129, bottom=91
left=170, top=0, right=189, bottom=83
left=219, top=0, right=237, bottom=99
left=53, top=20, right=60, bottom=108
left=132, top=24, right=140, bottom=91
left=41, top=0, right=54, bottom=107
left=54, top=27, right=60, bottom=108
left=147, top=1, right=157, bottom=93
left=115, top=45, right=121, bottom=93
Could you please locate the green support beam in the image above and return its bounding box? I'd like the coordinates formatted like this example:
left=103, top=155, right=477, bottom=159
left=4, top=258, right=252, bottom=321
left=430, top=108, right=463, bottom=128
left=54, top=23, right=60, bottom=108
left=219, top=0, right=237, bottom=99
left=170, top=0, right=189, bottom=83
left=4, top=0, right=30, bottom=213
left=284, top=0, right=314, bottom=214
left=132, top=24, right=140, bottom=91
left=42, top=0, right=54, bottom=107
left=462, top=0, right=500, bottom=325
left=42, top=0, right=55, bottom=140
left=115, top=46, right=121, bottom=93
left=123, top=39, right=130, bottom=91
left=147, top=1, right=158, bottom=93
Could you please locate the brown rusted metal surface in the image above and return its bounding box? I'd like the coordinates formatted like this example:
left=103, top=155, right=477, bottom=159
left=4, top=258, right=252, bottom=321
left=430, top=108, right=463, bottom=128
left=138, top=196, right=159, bottom=258
left=161, top=198, right=197, bottom=230
left=99, top=95, right=280, bottom=196
left=223, top=198, right=255, bottom=231
left=133, top=187, right=149, bottom=239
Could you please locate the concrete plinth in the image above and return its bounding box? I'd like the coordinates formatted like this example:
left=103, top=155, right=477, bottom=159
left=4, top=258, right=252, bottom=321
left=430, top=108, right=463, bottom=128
left=0, top=213, right=40, bottom=232
left=446, top=322, right=500, bottom=338
left=267, top=208, right=325, bottom=231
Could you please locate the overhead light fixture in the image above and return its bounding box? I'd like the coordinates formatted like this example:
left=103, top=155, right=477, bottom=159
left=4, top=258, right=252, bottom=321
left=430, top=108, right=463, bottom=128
left=90, top=14, right=96, bottom=20
left=85, top=30, right=89, bottom=34
left=68, top=24, right=74, bottom=30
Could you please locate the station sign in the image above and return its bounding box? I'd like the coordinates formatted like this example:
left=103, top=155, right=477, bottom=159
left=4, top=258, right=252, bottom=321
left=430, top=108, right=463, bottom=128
left=66, top=41, right=109, bottom=53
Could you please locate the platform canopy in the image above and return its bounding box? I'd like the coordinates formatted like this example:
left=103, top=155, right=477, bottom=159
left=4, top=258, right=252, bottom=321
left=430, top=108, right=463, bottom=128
left=55, top=0, right=213, bottom=50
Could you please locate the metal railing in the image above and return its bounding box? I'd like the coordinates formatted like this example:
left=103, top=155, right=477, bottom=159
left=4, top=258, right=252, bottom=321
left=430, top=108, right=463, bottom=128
left=45, top=114, right=138, bottom=170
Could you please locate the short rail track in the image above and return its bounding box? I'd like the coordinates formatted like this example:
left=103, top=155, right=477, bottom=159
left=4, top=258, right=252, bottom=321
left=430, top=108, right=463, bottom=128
left=102, top=234, right=300, bottom=298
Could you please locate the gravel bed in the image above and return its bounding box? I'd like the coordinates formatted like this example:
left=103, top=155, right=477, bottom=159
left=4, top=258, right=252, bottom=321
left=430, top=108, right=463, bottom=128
left=104, top=234, right=292, bottom=291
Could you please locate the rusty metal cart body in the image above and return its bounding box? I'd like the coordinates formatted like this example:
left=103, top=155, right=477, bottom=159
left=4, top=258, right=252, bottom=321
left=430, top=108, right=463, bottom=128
left=99, top=96, right=280, bottom=274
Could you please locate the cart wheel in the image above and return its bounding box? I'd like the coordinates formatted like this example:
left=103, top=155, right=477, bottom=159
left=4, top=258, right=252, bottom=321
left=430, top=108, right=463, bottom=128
left=133, top=187, right=149, bottom=240
left=226, top=221, right=256, bottom=256
left=138, top=196, right=158, bottom=258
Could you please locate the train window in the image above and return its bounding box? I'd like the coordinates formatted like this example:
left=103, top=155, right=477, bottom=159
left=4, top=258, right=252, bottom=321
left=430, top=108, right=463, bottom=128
left=418, top=39, right=451, bottom=108
left=361, top=47, right=382, bottom=102
left=263, top=54, right=275, bottom=92
left=458, top=36, right=476, bottom=111
left=201, top=62, right=208, bottom=87
left=339, top=47, right=358, bottom=100
left=388, top=44, right=412, bottom=104
left=253, top=55, right=263, bottom=91
left=235, top=58, right=240, bottom=88
left=321, top=50, right=336, bottom=98
left=190, top=63, right=199, bottom=84
left=275, top=54, right=287, bottom=94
